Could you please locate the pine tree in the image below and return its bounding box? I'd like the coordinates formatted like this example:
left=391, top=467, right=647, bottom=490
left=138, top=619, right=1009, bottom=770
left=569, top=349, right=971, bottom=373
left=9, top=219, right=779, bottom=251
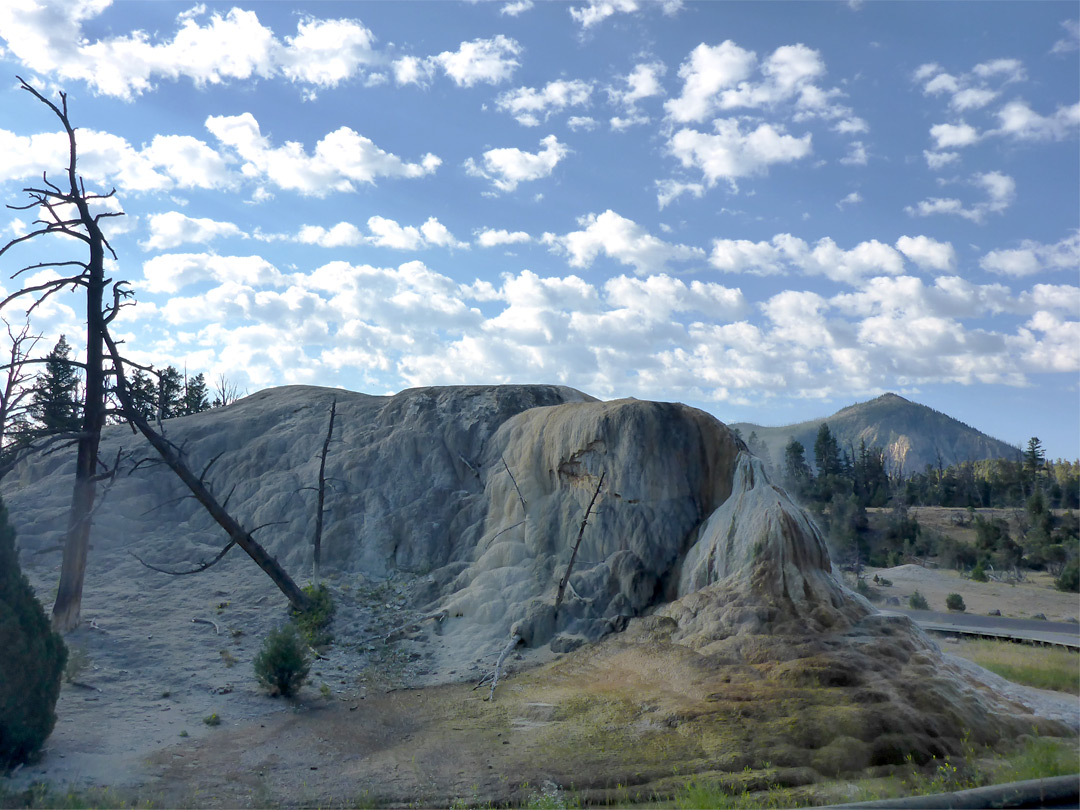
left=125, top=369, right=157, bottom=420
left=1023, top=437, right=1046, bottom=494
left=813, top=423, right=842, bottom=477
left=746, top=431, right=774, bottom=475
left=157, top=366, right=184, bottom=419
left=783, top=439, right=812, bottom=497
left=30, top=336, right=81, bottom=434
left=182, top=372, right=210, bottom=416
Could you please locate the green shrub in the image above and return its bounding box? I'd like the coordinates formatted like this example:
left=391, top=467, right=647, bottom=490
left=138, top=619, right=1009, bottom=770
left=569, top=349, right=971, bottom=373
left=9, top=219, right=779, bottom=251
left=1055, top=558, right=1079, bottom=593
left=253, top=624, right=309, bottom=697
left=945, top=593, right=966, bottom=612
left=971, top=561, right=988, bottom=582
left=0, top=498, right=67, bottom=768
left=291, top=584, right=334, bottom=647
left=908, top=590, right=930, bottom=610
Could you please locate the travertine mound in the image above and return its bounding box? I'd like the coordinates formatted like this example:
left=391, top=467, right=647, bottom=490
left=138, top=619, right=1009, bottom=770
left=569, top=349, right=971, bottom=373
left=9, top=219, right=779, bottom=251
left=4, top=384, right=873, bottom=656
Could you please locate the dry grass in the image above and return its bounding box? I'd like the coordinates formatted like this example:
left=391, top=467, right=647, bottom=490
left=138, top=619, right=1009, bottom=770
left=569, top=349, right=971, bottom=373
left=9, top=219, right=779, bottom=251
left=949, top=639, right=1080, bottom=694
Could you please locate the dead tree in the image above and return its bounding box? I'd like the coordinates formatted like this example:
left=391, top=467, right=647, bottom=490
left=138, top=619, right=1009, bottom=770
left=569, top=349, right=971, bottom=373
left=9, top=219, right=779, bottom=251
left=306, top=398, right=337, bottom=587
left=0, top=78, right=126, bottom=631
left=555, top=470, right=605, bottom=614
left=101, top=329, right=309, bottom=611
left=0, top=78, right=309, bottom=626
left=213, top=373, right=242, bottom=408
left=0, top=318, right=43, bottom=463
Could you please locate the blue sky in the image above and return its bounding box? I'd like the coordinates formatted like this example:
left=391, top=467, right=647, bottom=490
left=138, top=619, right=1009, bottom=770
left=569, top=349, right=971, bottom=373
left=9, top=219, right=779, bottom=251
left=0, top=1, right=1077, bottom=458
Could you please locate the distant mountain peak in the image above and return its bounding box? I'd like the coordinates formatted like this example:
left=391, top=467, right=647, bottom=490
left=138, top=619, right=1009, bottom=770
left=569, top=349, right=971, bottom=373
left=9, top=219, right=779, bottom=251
left=732, top=393, right=1018, bottom=474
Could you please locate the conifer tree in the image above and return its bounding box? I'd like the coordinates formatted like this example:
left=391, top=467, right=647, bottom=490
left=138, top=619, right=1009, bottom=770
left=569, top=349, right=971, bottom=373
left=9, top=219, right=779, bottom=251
left=125, top=369, right=157, bottom=421
left=157, top=366, right=184, bottom=419
left=182, top=372, right=210, bottom=416
left=0, top=497, right=66, bottom=767
left=30, top=336, right=81, bottom=434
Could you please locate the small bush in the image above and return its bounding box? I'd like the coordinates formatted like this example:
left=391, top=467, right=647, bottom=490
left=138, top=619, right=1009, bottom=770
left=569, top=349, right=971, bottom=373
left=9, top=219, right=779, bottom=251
left=63, top=646, right=91, bottom=684
left=1055, top=558, right=1079, bottom=593
left=945, top=593, right=966, bottom=612
left=971, top=561, right=988, bottom=582
left=908, top=590, right=930, bottom=610
left=253, top=624, right=309, bottom=697
left=0, top=499, right=67, bottom=768
left=202, top=713, right=221, bottom=726
left=291, top=584, right=334, bottom=647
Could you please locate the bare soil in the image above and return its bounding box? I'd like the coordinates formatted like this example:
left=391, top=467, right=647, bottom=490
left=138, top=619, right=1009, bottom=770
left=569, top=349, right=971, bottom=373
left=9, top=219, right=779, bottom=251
left=5, top=534, right=1079, bottom=807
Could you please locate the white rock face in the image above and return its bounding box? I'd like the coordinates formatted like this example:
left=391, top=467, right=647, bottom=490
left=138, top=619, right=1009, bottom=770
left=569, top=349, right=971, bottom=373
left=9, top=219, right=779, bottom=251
left=2, top=384, right=867, bottom=659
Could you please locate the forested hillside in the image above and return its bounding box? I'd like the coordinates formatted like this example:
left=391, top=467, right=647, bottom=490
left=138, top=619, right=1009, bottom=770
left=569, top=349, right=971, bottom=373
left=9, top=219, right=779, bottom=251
left=732, top=393, right=1021, bottom=476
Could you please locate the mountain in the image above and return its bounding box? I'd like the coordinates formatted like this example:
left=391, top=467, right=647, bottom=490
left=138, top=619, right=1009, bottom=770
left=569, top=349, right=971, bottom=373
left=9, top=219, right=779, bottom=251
left=730, top=393, right=1021, bottom=476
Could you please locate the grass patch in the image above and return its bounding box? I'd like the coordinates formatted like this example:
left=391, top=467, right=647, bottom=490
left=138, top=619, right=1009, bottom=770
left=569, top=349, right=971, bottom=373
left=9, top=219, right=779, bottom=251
left=950, top=639, right=1080, bottom=694
left=996, top=734, right=1080, bottom=782
left=0, top=784, right=150, bottom=809
left=291, top=584, right=334, bottom=647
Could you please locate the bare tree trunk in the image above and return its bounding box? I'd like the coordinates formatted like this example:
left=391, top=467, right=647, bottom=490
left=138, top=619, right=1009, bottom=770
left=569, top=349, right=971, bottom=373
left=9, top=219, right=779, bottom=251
left=51, top=105, right=109, bottom=633
left=554, top=470, right=605, bottom=614
left=312, top=398, right=336, bottom=587
left=101, top=329, right=310, bottom=612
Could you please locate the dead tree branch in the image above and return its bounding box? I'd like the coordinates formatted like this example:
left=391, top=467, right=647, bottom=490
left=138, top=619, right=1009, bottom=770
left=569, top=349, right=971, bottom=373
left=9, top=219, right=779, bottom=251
left=101, top=326, right=310, bottom=612
left=555, top=470, right=605, bottom=614
left=487, top=633, right=522, bottom=702
left=130, top=540, right=237, bottom=576
left=502, top=455, right=527, bottom=513
left=312, top=398, right=336, bottom=586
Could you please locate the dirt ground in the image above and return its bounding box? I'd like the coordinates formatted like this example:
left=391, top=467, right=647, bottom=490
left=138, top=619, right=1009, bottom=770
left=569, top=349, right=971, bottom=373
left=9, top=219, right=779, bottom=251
left=4, top=542, right=1079, bottom=807
left=861, top=563, right=1079, bottom=622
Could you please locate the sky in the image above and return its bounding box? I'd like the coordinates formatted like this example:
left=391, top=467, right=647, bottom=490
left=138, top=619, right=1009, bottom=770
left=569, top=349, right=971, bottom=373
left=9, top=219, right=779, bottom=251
left=0, top=1, right=1077, bottom=459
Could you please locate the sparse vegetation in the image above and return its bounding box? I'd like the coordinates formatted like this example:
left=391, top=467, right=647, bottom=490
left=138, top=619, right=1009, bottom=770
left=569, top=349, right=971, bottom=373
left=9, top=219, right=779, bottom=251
left=63, top=645, right=91, bottom=684
left=950, top=640, right=1080, bottom=694
left=202, top=712, right=221, bottom=726
left=253, top=623, right=310, bottom=697
left=945, top=593, right=966, bottom=612
left=1055, top=558, right=1079, bottom=592
left=291, top=583, right=334, bottom=647
left=908, top=590, right=930, bottom=610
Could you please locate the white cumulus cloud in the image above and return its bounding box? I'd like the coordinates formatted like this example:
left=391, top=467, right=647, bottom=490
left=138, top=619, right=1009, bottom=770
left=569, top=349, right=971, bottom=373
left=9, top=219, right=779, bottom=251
left=464, top=134, right=569, bottom=193
left=668, top=119, right=812, bottom=186
left=475, top=228, right=532, bottom=248
left=496, top=79, right=593, bottom=126
left=980, top=232, right=1080, bottom=277
left=905, top=171, right=1015, bottom=224
left=710, top=233, right=906, bottom=284
left=895, top=235, right=956, bottom=272
left=543, top=209, right=705, bottom=274
left=205, top=113, right=440, bottom=195
left=141, top=211, right=242, bottom=251
left=0, top=3, right=378, bottom=99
